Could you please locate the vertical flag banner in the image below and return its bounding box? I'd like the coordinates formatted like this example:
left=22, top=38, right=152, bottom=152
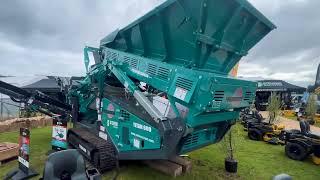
left=229, top=63, right=239, bottom=77
left=18, top=128, right=30, bottom=173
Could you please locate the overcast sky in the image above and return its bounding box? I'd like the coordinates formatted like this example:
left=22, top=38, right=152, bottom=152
left=0, top=0, right=319, bottom=87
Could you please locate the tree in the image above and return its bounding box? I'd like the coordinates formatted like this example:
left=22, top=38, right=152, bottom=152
left=20, top=108, right=37, bottom=118
left=306, top=93, right=317, bottom=120
left=266, top=93, right=281, bottom=124
left=222, top=126, right=235, bottom=160
left=221, top=125, right=239, bottom=173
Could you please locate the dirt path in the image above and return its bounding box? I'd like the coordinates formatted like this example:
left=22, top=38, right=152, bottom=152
left=260, top=111, right=320, bottom=134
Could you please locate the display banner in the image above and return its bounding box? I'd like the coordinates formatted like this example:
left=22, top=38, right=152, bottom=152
left=51, top=117, right=68, bottom=150
left=18, top=128, right=30, bottom=173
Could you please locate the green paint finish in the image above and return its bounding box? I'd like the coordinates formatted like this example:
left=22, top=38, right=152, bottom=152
left=101, top=0, right=276, bottom=74
left=68, top=0, right=275, bottom=158
left=180, top=128, right=217, bottom=153
left=102, top=48, right=257, bottom=127
left=190, top=111, right=239, bottom=127
left=98, top=41, right=258, bottom=154
left=101, top=98, right=161, bottom=152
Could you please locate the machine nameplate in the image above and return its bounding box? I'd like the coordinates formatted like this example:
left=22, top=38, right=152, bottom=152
left=133, top=122, right=151, bottom=132
left=174, top=87, right=188, bottom=101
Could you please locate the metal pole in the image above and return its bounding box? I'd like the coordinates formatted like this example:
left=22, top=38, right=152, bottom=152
left=19, top=102, right=21, bottom=118
left=3, top=104, right=10, bottom=119
left=0, top=93, right=3, bottom=121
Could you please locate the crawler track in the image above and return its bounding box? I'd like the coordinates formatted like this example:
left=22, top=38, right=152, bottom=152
left=68, top=128, right=117, bottom=172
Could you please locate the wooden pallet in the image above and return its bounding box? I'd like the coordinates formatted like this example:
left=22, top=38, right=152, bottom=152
left=143, top=156, right=192, bottom=177
left=0, top=142, right=19, bottom=165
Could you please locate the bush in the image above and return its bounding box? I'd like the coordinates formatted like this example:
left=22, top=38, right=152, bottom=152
left=20, top=108, right=37, bottom=118
left=266, top=93, right=281, bottom=124
left=306, top=93, right=317, bottom=120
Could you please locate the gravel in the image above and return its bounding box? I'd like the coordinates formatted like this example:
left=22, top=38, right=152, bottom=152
left=260, top=111, right=320, bottom=134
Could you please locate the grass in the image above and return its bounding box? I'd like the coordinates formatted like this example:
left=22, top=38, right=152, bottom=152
left=1, top=124, right=319, bottom=180
left=0, top=127, right=51, bottom=179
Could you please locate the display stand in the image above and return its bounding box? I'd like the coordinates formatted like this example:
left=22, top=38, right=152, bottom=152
left=47, top=116, right=68, bottom=155
left=51, top=117, right=68, bottom=150
left=4, top=128, right=38, bottom=180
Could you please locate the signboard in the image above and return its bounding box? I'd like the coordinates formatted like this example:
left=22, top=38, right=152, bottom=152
left=18, top=128, right=30, bottom=173
left=4, top=128, right=38, bottom=179
left=257, top=81, right=283, bottom=88
left=256, top=89, right=286, bottom=92
left=51, top=118, right=68, bottom=150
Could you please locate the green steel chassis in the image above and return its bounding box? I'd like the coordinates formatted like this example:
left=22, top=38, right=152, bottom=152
left=65, top=0, right=275, bottom=171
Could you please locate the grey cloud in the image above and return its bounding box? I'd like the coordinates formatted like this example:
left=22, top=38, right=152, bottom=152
left=0, top=0, right=163, bottom=79
left=0, top=0, right=163, bottom=53
left=238, top=0, right=320, bottom=87
left=0, top=0, right=319, bottom=88
left=248, top=0, right=320, bottom=59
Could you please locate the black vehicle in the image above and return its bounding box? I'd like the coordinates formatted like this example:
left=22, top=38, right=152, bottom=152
left=242, top=110, right=285, bottom=145
left=240, top=109, right=264, bottom=129
left=281, top=121, right=320, bottom=163
left=247, top=121, right=285, bottom=145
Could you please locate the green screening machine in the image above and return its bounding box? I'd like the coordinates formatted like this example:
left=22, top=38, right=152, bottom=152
left=67, top=0, right=276, bottom=171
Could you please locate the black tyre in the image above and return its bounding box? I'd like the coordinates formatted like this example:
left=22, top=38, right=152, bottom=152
left=285, top=142, right=309, bottom=161
left=243, top=122, right=249, bottom=129
left=248, top=128, right=263, bottom=141
left=308, top=119, right=315, bottom=125
left=278, top=131, right=287, bottom=141
left=288, top=129, right=301, bottom=134
left=314, top=145, right=320, bottom=157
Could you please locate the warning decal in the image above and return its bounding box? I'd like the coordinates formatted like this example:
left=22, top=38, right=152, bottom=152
left=174, top=87, right=188, bottom=101
left=107, top=103, right=115, bottom=119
